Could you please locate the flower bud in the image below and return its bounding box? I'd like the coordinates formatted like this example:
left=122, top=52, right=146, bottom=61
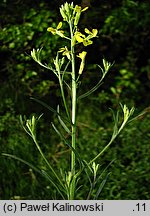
left=60, top=7, right=67, bottom=20
left=74, top=5, right=81, bottom=26
left=64, top=2, right=70, bottom=14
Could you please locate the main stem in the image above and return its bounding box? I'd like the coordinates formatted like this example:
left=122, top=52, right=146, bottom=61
left=69, top=21, right=77, bottom=200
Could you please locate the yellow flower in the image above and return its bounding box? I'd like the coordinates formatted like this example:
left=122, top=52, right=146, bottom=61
left=47, top=22, right=65, bottom=37
left=83, top=39, right=93, bottom=46
left=47, top=27, right=56, bottom=34
left=74, top=28, right=98, bottom=46
left=77, top=51, right=87, bottom=74
left=74, top=5, right=88, bottom=13
left=59, top=46, right=71, bottom=60
left=77, top=51, right=87, bottom=60
left=85, top=28, right=98, bottom=37
left=74, top=31, right=85, bottom=43
left=73, top=5, right=88, bottom=26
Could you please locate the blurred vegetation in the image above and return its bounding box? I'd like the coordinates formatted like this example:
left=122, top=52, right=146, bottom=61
left=0, top=0, right=150, bottom=199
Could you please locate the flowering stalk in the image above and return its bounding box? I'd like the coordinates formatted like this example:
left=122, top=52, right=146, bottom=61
left=49, top=2, right=99, bottom=199
left=28, top=2, right=135, bottom=199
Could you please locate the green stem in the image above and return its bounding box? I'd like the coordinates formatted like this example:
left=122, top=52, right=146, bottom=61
left=59, top=74, right=71, bottom=122
left=89, top=121, right=128, bottom=165
left=69, top=20, right=77, bottom=200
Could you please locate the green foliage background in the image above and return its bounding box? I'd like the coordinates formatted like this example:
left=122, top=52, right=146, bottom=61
left=0, top=0, right=150, bottom=199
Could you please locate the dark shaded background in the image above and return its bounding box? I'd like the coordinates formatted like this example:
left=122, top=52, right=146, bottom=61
left=0, top=0, right=150, bottom=199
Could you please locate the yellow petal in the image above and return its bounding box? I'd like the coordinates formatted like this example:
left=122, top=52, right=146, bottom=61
left=74, top=5, right=82, bottom=12
left=75, top=35, right=84, bottom=43
left=77, top=51, right=87, bottom=75
left=66, top=52, right=71, bottom=60
left=57, top=30, right=65, bottom=37
left=75, top=31, right=85, bottom=43
left=83, top=39, right=93, bottom=46
left=92, top=29, right=98, bottom=37
left=47, top=27, right=56, bottom=34
left=59, top=47, right=65, bottom=52
left=77, top=51, right=87, bottom=60
left=81, top=7, right=88, bottom=12
left=57, top=22, right=63, bottom=30
left=62, top=51, right=70, bottom=60
left=84, top=28, right=91, bottom=34
left=85, top=28, right=98, bottom=37
left=75, top=31, right=85, bottom=38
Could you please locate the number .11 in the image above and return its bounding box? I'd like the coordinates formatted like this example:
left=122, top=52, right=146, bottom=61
left=136, top=203, right=146, bottom=211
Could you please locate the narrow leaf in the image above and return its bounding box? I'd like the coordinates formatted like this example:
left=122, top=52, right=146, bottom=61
left=94, top=172, right=111, bottom=200
left=57, top=105, right=71, bottom=134
left=2, top=153, right=43, bottom=175
left=96, top=159, right=115, bottom=184
left=31, top=97, right=70, bottom=123
left=51, top=123, right=83, bottom=166
left=41, top=170, right=66, bottom=199
left=78, top=62, right=111, bottom=100
left=78, top=80, right=103, bottom=100
left=2, top=153, right=65, bottom=199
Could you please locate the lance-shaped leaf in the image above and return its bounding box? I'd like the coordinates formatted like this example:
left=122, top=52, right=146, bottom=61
left=2, top=153, right=65, bottom=199
left=77, top=78, right=103, bottom=100
left=51, top=122, right=83, bottom=166
left=41, top=170, right=66, bottom=199
left=78, top=61, right=112, bottom=100
left=94, top=172, right=111, bottom=200
left=57, top=105, right=71, bottom=134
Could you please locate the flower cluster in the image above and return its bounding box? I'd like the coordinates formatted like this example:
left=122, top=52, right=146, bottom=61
left=46, top=1, right=98, bottom=75
left=74, top=28, right=98, bottom=46
left=60, top=2, right=88, bottom=25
